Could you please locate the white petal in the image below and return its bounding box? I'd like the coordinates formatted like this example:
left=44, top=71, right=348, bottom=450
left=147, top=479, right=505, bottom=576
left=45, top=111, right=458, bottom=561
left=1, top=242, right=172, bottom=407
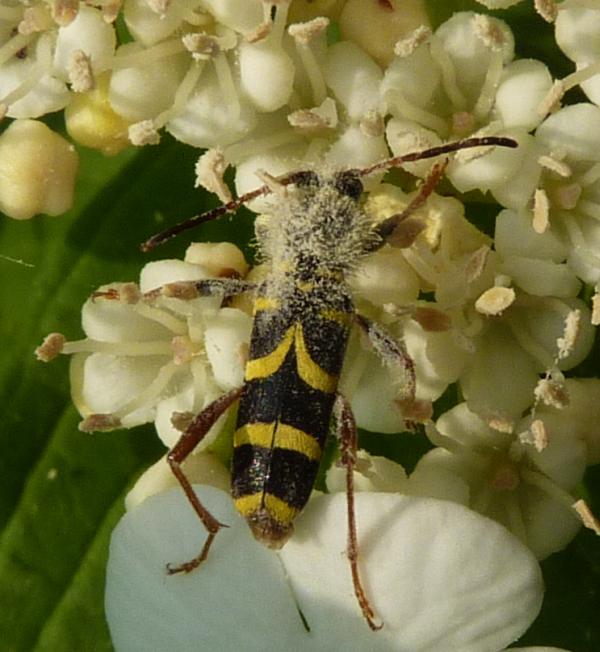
left=510, top=647, right=573, bottom=651
left=203, top=307, right=252, bottom=390
left=106, top=486, right=306, bottom=652
left=435, top=12, right=514, bottom=106
left=238, top=39, right=295, bottom=112
left=385, top=118, right=443, bottom=178
left=475, top=0, right=522, bottom=7
left=324, top=41, right=383, bottom=121
left=109, top=44, right=188, bottom=121
left=405, top=321, right=469, bottom=401
left=348, top=351, right=407, bottom=433
left=139, top=259, right=212, bottom=292
left=351, top=247, right=420, bottom=306
left=461, top=323, right=538, bottom=422
left=494, top=59, right=553, bottom=131
left=448, top=131, right=540, bottom=208
left=501, top=256, right=581, bottom=298
left=382, top=43, right=440, bottom=110
left=107, top=488, right=543, bottom=652
left=54, top=6, right=116, bottom=75
left=512, top=298, right=594, bottom=371
left=520, top=485, right=581, bottom=560
left=409, top=448, right=471, bottom=505
left=495, top=209, right=568, bottom=262
left=534, top=378, right=600, bottom=465
left=81, top=289, right=172, bottom=342
left=80, top=353, right=166, bottom=420
left=536, top=103, right=600, bottom=162
left=555, top=5, right=600, bottom=64
left=326, top=124, right=389, bottom=170
left=436, top=402, right=510, bottom=449
left=125, top=453, right=230, bottom=511
left=281, top=493, right=543, bottom=652
left=326, top=451, right=408, bottom=494
left=201, top=0, right=263, bottom=34
left=166, top=66, right=257, bottom=148
left=0, top=58, right=69, bottom=119
left=123, top=0, right=196, bottom=45
left=576, top=60, right=600, bottom=106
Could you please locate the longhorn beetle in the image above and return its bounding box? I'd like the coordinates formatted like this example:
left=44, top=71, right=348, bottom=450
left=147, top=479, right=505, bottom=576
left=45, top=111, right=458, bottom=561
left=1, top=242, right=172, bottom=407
left=140, top=136, right=517, bottom=630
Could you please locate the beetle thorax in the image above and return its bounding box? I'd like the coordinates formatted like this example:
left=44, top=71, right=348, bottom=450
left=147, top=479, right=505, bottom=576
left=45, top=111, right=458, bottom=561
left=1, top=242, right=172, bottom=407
left=258, top=182, right=377, bottom=275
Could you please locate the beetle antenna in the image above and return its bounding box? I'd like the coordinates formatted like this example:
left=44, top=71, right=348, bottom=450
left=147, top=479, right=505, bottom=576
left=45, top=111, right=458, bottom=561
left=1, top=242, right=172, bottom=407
left=353, top=135, right=517, bottom=178
left=141, top=170, right=318, bottom=252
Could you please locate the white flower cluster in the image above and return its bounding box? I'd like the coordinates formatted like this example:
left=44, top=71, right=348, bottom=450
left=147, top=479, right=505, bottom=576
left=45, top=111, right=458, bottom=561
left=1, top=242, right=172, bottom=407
left=29, top=1, right=600, bottom=650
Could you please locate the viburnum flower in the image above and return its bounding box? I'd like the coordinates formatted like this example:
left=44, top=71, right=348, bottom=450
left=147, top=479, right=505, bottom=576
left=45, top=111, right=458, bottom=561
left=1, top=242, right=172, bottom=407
left=410, top=400, right=598, bottom=559
left=105, top=483, right=544, bottom=652
left=553, top=1, right=600, bottom=106
left=532, top=102, right=600, bottom=291
left=36, top=242, right=253, bottom=448
left=381, top=11, right=553, bottom=211
left=0, top=4, right=116, bottom=118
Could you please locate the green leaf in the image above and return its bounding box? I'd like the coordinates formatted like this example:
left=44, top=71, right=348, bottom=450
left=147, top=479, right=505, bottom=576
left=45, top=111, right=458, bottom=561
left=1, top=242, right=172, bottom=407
left=0, top=135, right=251, bottom=651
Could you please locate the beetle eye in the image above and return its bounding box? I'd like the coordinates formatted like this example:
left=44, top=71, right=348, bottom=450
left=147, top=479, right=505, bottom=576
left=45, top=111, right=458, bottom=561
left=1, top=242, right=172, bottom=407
left=334, top=171, right=363, bottom=200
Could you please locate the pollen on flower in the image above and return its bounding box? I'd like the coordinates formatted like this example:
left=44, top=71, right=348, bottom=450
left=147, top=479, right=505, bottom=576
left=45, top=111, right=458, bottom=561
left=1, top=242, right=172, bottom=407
left=535, top=0, right=558, bottom=23
left=50, top=0, right=79, bottom=26
left=475, top=286, right=516, bottom=315
left=472, top=13, right=507, bottom=50
left=533, top=188, right=550, bottom=234
left=67, top=49, right=95, bottom=92
left=534, top=377, right=569, bottom=409
left=573, top=499, right=600, bottom=536
left=129, top=120, right=161, bottom=146
left=393, top=25, right=431, bottom=58
left=556, top=309, right=581, bottom=360
left=287, top=16, right=329, bottom=45
left=79, top=413, right=123, bottom=432
left=532, top=418, right=549, bottom=451
left=195, top=148, right=232, bottom=203
left=35, top=333, right=66, bottom=362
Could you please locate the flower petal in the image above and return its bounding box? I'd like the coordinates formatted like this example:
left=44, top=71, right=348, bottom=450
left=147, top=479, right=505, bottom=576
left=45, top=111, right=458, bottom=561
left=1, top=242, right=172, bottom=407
left=106, top=486, right=306, bottom=651
left=281, top=493, right=543, bottom=652
left=106, top=487, right=543, bottom=652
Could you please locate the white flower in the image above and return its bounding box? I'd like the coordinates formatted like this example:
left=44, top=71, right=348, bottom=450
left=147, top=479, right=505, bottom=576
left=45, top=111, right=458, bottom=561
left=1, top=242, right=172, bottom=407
left=0, top=5, right=116, bottom=118
left=533, top=102, right=600, bottom=285
left=106, top=485, right=543, bottom=652
left=413, top=401, right=589, bottom=559
left=554, top=1, right=600, bottom=105
left=37, top=243, right=252, bottom=448
left=382, top=12, right=552, bottom=210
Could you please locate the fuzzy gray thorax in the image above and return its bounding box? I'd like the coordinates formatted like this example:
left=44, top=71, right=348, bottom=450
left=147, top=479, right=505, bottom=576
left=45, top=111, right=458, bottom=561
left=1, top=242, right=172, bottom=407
left=257, top=179, right=379, bottom=278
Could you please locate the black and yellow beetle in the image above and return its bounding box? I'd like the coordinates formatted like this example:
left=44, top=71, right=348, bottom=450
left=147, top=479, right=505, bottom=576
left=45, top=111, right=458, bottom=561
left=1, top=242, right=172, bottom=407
left=141, top=136, right=517, bottom=630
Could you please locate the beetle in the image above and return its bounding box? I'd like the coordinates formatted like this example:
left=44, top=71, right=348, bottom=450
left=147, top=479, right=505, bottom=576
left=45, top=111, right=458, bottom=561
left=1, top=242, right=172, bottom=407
left=139, top=135, right=518, bottom=630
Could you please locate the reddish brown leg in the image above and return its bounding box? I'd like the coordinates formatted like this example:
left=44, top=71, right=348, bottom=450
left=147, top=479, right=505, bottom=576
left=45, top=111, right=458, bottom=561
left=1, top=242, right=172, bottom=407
left=374, top=161, right=447, bottom=244
left=167, top=386, right=243, bottom=574
left=334, top=394, right=383, bottom=631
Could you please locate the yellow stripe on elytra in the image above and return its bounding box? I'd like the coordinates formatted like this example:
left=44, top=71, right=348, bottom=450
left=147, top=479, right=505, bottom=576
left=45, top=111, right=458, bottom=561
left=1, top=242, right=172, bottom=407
left=234, top=422, right=321, bottom=460
left=295, top=323, right=338, bottom=393
left=245, top=325, right=295, bottom=380
left=234, top=492, right=298, bottom=526
left=253, top=296, right=280, bottom=313
left=245, top=322, right=338, bottom=392
left=319, top=309, right=352, bottom=326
